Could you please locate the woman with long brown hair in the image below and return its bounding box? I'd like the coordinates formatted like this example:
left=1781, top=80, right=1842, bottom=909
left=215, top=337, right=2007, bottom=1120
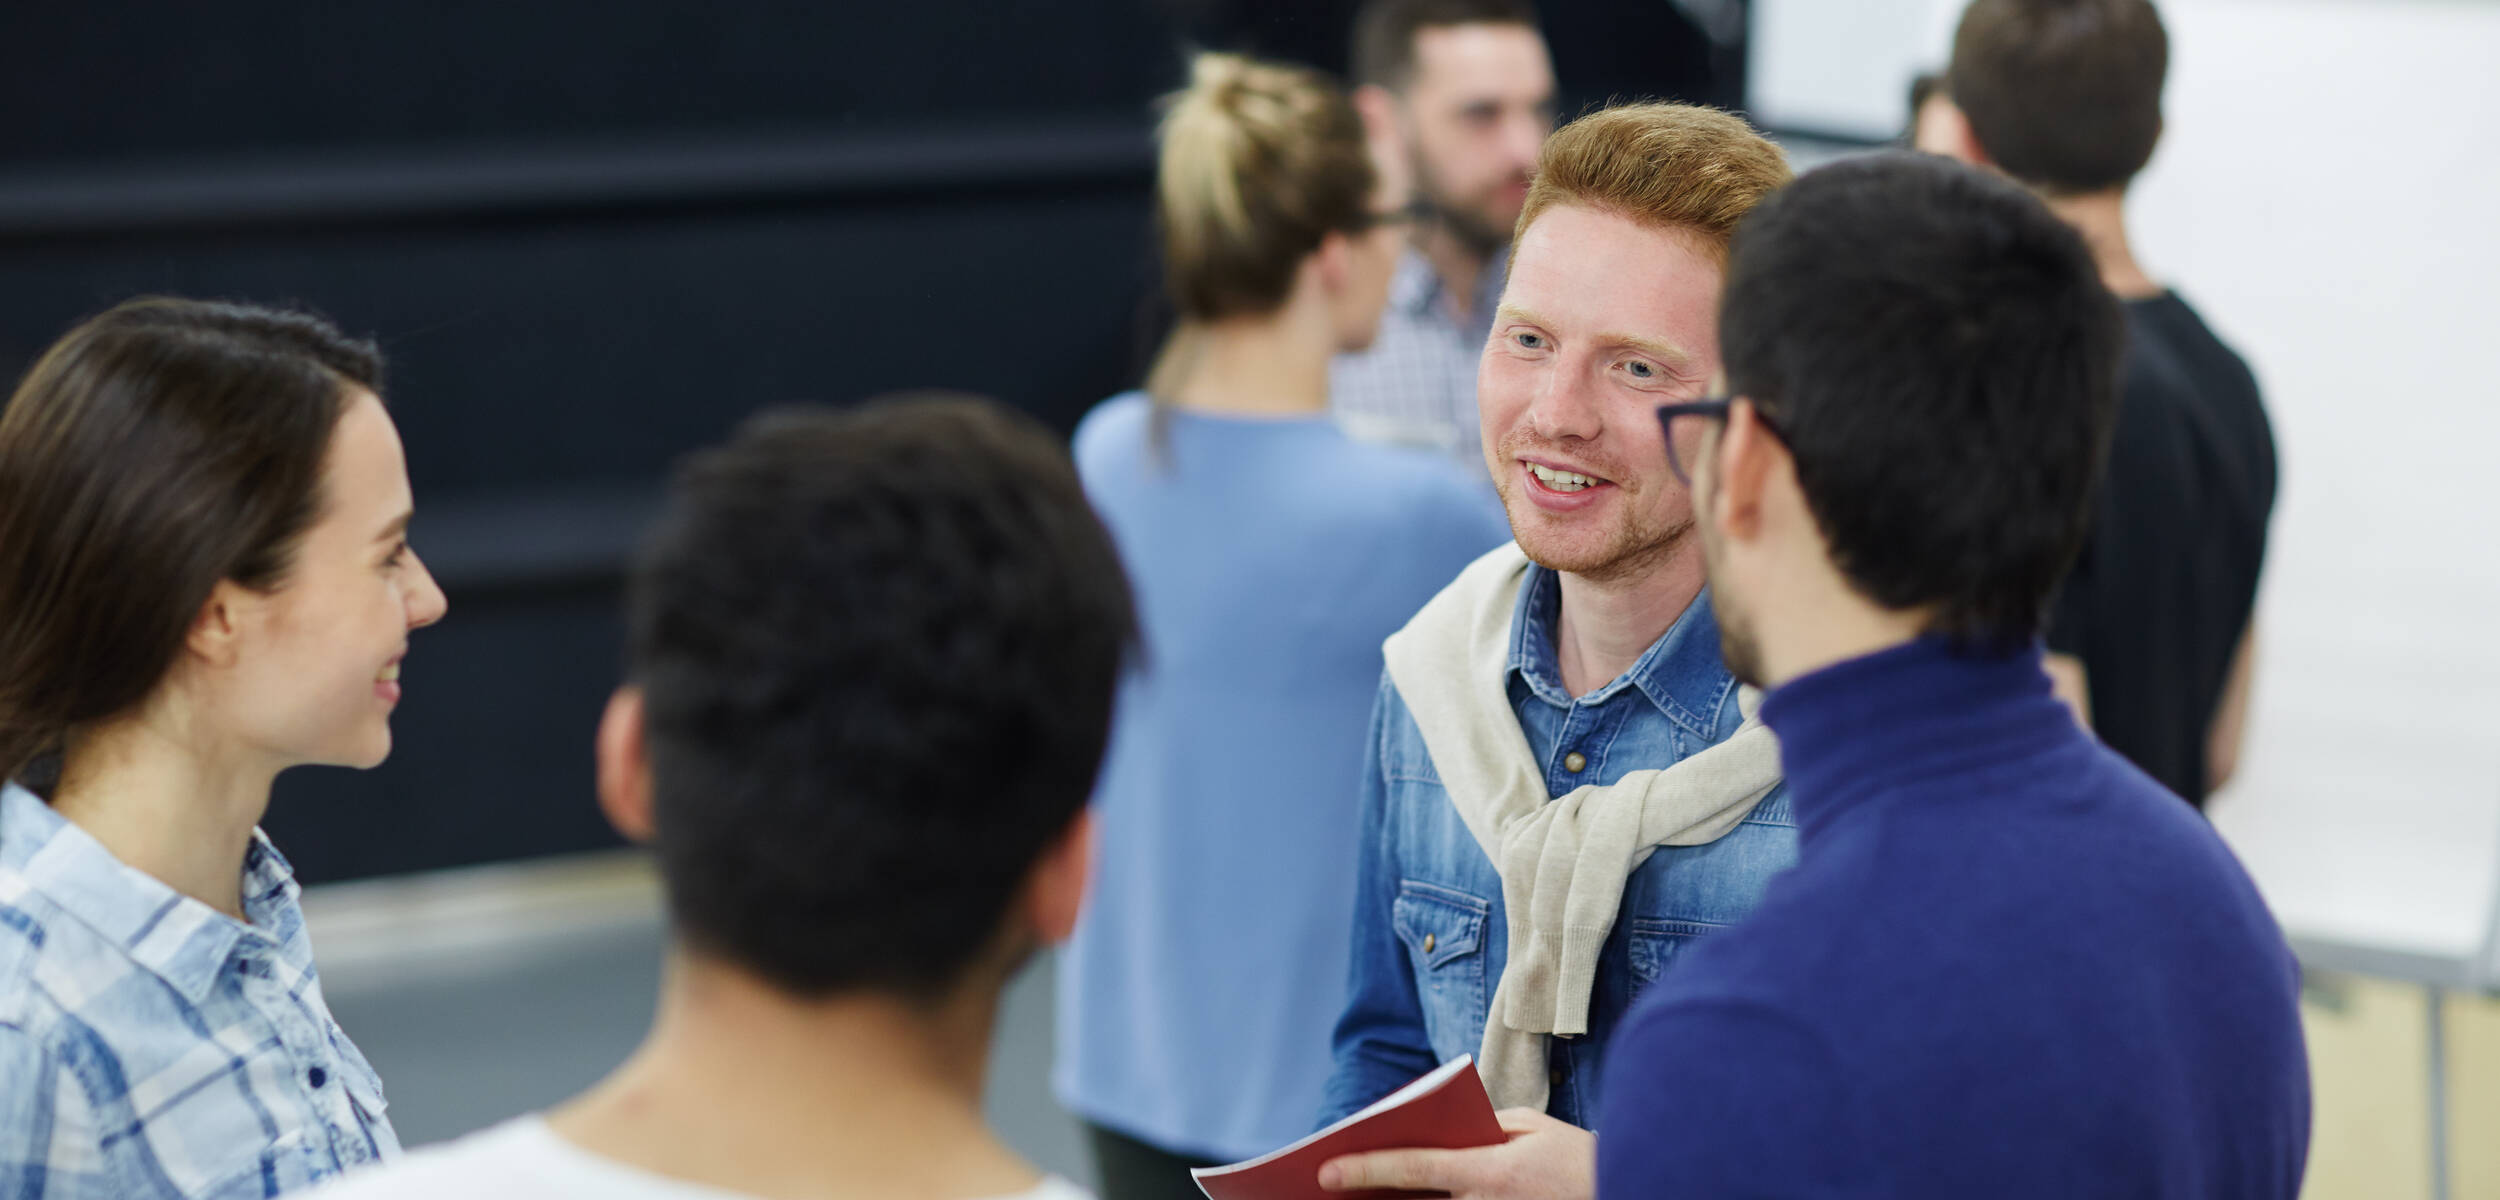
left=0, top=297, right=445, bottom=1196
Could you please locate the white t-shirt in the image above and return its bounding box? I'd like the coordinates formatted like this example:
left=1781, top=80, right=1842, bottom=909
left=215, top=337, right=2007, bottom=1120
left=310, top=1116, right=1098, bottom=1200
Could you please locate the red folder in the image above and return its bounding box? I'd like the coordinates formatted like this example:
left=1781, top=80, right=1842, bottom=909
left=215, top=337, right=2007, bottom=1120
left=1191, top=1057, right=1507, bottom=1200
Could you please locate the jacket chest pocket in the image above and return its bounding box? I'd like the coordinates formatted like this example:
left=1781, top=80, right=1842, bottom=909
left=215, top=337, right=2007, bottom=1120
left=1393, top=881, right=1491, bottom=1063
left=1625, top=917, right=1725, bottom=991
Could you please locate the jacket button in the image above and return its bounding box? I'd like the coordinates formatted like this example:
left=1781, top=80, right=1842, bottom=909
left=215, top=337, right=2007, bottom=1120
left=1424, top=933, right=1436, bottom=953
left=1563, top=751, right=1587, bottom=773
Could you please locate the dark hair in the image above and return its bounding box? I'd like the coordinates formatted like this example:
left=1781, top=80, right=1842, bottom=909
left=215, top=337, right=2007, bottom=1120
left=0, top=296, right=383, bottom=785
left=1947, top=0, right=2168, bottom=194
left=1718, top=152, right=2122, bottom=647
left=1351, top=0, right=1541, bottom=90
left=628, top=394, right=1137, bottom=998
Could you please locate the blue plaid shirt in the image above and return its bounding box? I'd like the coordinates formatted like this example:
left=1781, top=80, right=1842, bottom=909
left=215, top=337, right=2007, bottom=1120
left=1330, top=248, right=1508, bottom=471
left=0, top=783, right=397, bottom=1198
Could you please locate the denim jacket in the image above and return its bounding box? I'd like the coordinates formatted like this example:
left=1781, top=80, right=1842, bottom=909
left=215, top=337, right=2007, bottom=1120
left=1320, top=569, right=1798, bottom=1129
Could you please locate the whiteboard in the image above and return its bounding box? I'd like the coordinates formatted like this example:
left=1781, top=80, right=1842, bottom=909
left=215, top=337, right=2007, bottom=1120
left=1747, top=0, right=1960, bottom=140
left=1754, top=0, right=2500, bottom=984
left=2139, top=0, right=2500, bottom=986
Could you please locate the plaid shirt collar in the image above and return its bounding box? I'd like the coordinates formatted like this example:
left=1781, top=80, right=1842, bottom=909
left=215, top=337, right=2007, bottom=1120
left=2, top=781, right=299, bottom=1006
left=1388, top=245, right=1510, bottom=329
left=1389, top=248, right=1446, bottom=316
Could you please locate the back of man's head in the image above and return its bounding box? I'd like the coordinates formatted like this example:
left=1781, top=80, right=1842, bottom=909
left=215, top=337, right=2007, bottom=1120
left=1351, top=0, right=1541, bottom=91
left=1947, top=0, right=2168, bottom=195
left=624, top=395, right=1135, bottom=999
left=1719, top=152, right=2122, bottom=646
left=1516, top=102, right=1791, bottom=261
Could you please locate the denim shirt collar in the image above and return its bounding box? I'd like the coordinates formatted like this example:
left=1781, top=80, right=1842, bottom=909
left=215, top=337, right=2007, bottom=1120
left=2, top=781, right=299, bottom=1005
left=1504, top=563, right=1740, bottom=741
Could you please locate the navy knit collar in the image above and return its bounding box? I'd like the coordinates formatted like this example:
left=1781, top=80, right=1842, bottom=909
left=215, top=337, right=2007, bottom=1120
left=1758, top=635, right=2080, bottom=842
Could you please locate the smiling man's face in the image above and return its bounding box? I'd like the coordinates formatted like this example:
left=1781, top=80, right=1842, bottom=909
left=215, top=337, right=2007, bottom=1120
left=1479, top=203, right=1723, bottom=582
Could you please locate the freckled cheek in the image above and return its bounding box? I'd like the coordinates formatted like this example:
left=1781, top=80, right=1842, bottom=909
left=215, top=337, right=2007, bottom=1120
left=1476, top=356, right=1536, bottom=438
left=1612, top=414, right=1678, bottom=498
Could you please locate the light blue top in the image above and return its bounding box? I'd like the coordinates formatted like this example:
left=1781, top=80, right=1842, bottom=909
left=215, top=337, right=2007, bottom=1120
left=0, top=783, right=398, bottom=1198
left=1053, top=392, right=1511, bottom=1160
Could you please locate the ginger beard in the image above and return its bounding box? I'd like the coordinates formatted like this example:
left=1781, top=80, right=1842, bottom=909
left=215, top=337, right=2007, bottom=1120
left=1477, top=204, right=1721, bottom=586
left=1490, top=428, right=1693, bottom=584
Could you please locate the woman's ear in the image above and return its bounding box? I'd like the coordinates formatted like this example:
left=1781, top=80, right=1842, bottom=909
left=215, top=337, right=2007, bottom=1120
left=1314, top=230, right=1355, bottom=294
left=595, top=686, right=656, bottom=843
left=185, top=580, right=251, bottom=670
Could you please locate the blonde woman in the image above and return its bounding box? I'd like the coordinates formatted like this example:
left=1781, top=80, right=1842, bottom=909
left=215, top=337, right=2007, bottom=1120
left=1053, top=52, right=1510, bottom=1200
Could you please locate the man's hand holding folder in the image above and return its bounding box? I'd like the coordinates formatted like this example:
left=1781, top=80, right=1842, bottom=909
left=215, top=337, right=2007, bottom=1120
left=1317, top=1108, right=1593, bottom=1200
left=1190, top=1058, right=1594, bottom=1200
left=1320, top=1105, right=1590, bottom=1200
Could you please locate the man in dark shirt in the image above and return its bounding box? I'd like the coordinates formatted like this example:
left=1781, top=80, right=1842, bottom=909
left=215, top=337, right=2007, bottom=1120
left=1917, top=0, right=2277, bottom=804
left=1603, top=152, right=2308, bottom=1197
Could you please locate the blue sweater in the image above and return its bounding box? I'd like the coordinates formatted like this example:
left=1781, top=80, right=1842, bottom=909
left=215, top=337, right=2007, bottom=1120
left=1598, top=638, right=2309, bottom=1198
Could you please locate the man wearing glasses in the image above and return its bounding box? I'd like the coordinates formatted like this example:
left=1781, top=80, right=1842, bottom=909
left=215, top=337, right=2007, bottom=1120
left=1606, top=153, right=2308, bottom=1196
left=1315, top=103, right=1794, bottom=1200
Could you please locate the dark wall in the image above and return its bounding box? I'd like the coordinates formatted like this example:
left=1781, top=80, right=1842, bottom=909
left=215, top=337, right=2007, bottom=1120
left=0, top=1, right=1743, bottom=882
left=0, top=4, right=1173, bottom=164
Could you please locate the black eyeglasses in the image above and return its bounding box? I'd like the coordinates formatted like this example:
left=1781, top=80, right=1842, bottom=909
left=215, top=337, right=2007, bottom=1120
left=1654, top=397, right=1790, bottom=487
left=1358, top=199, right=1433, bottom=231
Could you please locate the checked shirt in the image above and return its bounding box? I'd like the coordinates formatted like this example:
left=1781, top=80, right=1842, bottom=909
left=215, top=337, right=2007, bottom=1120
left=0, top=783, right=397, bottom=1199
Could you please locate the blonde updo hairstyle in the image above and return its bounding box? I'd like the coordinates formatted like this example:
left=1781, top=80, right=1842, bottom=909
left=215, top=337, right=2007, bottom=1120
left=1154, top=52, right=1379, bottom=327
